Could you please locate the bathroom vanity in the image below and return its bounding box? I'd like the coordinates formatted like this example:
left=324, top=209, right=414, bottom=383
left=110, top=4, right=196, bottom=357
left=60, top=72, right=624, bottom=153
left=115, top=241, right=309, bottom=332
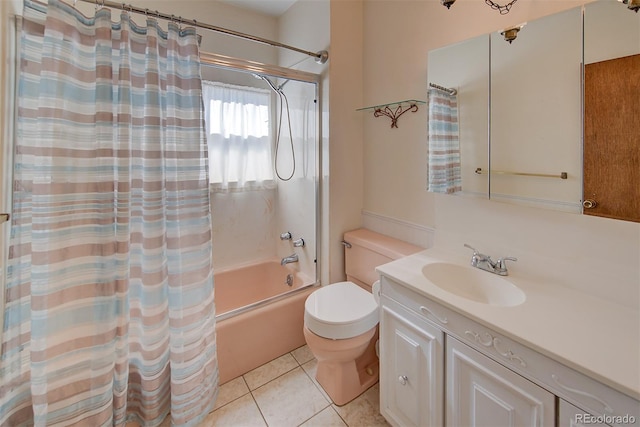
left=376, top=249, right=640, bottom=427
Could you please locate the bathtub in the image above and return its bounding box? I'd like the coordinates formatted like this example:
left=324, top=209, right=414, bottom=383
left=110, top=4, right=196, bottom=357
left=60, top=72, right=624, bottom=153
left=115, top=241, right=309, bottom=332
left=214, top=260, right=317, bottom=384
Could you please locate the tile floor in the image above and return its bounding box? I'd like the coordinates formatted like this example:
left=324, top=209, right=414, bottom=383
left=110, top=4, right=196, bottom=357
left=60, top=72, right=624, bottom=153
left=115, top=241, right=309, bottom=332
left=201, top=344, right=390, bottom=427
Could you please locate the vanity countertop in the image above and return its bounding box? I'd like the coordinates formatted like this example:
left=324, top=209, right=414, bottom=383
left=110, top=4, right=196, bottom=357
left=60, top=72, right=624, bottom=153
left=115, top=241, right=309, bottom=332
left=376, top=248, right=640, bottom=401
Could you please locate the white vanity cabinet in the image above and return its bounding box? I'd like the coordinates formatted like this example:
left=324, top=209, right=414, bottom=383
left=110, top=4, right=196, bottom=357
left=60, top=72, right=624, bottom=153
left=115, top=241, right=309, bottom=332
left=379, top=296, right=444, bottom=427
left=559, top=399, right=609, bottom=427
left=447, top=336, right=554, bottom=426
left=378, top=275, right=640, bottom=427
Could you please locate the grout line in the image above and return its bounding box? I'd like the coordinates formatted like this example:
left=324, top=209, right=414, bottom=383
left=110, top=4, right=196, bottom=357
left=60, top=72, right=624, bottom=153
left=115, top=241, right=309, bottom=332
left=249, top=350, right=333, bottom=427
left=300, top=363, right=325, bottom=395
left=214, top=348, right=373, bottom=427
left=247, top=364, right=300, bottom=392
left=249, top=389, right=269, bottom=427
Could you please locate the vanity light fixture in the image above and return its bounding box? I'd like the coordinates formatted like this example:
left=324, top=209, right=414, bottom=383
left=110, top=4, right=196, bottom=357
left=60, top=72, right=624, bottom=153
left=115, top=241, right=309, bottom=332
left=500, top=23, right=526, bottom=43
left=440, top=0, right=519, bottom=14
left=620, top=0, right=640, bottom=12
left=501, top=27, right=520, bottom=43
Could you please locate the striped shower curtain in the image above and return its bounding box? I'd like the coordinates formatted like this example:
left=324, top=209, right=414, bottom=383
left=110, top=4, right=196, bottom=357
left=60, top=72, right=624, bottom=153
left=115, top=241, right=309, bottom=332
left=0, top=0, right=217, bottom=425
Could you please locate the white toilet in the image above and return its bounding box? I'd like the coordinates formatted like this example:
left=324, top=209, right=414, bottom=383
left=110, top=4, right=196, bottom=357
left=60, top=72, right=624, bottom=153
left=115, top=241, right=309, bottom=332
left=303, top=229, right=421, bottom=405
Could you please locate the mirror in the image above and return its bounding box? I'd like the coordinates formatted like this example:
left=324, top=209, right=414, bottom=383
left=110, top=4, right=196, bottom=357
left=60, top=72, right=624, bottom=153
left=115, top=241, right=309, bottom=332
left=427, top=35, right=489, bottom=198
left=426, top=0, right=640, bottom=222
left=490, top=7, right=582, bottom=213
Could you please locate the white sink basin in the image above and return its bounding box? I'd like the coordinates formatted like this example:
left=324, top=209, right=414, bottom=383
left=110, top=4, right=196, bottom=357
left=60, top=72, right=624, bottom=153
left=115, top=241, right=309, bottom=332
left=421, top=262, right=526, bottom=307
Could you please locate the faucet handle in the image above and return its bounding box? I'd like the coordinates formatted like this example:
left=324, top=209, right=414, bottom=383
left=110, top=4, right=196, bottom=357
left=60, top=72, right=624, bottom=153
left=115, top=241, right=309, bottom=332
left=464, top=244, right=486, bottom=267
left=495, top=256, right=517, bottom=271
left=464, top=243, right=478, bottom=254
left=280, top=231, right=292, bottom=240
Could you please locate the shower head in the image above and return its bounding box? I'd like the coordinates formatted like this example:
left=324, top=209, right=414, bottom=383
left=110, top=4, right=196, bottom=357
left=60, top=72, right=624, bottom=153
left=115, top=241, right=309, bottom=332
left=262, top=76, right=281, bottom=94
left=277, top=79, right=291, bottom=91
left=253, top=73, right=285, bottom=94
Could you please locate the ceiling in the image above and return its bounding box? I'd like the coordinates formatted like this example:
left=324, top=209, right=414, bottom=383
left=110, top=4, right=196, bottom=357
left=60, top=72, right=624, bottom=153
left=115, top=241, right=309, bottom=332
left=218, top=0, right=298, bottom=17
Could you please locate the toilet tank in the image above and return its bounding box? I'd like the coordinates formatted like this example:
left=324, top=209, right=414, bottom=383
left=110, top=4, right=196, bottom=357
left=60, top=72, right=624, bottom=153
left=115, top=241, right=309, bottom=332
left=343, top=229, right=422, bottom=291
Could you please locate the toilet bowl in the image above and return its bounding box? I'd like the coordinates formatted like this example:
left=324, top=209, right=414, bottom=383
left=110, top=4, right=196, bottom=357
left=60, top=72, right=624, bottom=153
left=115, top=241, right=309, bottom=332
left=303, top=229, right=422, bottom=406
left=303, top=281, right=380, bottom=406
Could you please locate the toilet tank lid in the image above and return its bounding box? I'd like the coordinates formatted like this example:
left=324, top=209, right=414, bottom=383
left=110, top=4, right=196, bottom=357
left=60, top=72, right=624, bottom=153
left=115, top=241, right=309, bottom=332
left=343, top=228, right=423, bottom=260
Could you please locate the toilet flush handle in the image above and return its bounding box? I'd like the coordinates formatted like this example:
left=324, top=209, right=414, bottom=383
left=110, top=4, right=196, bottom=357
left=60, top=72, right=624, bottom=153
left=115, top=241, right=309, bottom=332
left=341, top=240, right=352, bottom=249
left=398, top=375, right=408, bottom=386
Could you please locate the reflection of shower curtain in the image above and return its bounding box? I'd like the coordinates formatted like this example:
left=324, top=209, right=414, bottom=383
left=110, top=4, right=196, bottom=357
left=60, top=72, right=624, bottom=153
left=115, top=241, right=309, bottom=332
left=428, top=88, right=461, bottom=194
left=0, top=0, right=217, bottom=425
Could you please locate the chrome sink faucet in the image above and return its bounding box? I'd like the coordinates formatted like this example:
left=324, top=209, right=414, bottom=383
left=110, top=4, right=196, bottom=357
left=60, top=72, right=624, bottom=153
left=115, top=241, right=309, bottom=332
left=464, top=244, right=517, bottom=276
left=281, top=253, right=299, bottom=266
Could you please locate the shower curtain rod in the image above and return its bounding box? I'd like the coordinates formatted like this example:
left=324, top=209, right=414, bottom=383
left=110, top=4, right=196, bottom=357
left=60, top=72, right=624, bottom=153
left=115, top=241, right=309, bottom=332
left=76, top=0, right=329, bottom=64
left=429, top=82, right=457, bottom=96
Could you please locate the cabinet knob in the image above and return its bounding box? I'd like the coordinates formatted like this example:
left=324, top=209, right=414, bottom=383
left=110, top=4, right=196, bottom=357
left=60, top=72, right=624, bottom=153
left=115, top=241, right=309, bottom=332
left=398, top=375, right=408, bottom=386
left=582, top=199, right=597, bottom=209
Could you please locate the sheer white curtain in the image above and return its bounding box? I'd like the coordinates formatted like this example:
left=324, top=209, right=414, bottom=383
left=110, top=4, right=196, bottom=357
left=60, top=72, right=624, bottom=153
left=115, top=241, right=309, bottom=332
left=202, top=81, right=275, bottom=192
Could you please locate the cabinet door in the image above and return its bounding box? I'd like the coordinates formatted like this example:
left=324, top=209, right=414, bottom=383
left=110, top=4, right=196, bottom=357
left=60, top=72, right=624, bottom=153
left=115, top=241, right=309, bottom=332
left=559, top=399, right=610, bottom=427
left=380, top=301, right=444, bottom=427
left=446, top=336, right=555, bottom=427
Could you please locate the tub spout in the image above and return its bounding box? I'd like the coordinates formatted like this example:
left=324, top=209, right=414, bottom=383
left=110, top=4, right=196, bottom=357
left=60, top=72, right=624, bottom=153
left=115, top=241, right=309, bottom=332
left=281, top=253, right=298, bottom=266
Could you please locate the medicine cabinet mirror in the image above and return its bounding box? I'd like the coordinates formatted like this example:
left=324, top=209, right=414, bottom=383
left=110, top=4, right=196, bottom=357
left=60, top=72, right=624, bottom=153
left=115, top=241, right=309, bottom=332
left=427, top=0, right=640, bottom=223
left=427, top=35, right=490, bottom=199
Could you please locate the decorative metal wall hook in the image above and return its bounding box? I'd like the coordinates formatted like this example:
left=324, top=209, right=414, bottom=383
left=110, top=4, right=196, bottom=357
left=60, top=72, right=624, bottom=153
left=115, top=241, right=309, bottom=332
left=375, top=104, right=419, bottom=128
left=357, top=100, right=425, bottom=129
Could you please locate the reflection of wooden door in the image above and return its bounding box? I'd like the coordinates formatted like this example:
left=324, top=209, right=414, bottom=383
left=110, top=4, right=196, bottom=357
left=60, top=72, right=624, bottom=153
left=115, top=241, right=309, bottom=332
left=584, top=54, right=640, bottom=222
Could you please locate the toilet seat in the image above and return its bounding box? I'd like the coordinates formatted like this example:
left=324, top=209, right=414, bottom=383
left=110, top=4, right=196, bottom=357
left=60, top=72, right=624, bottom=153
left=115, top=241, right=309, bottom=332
left=304, top=281, right=379, bottom=340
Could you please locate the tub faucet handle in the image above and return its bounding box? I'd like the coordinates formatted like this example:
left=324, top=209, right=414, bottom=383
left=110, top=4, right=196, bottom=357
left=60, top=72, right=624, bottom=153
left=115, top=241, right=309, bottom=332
left=293, top=238, right=305, bottom=247
left=280, top=231, right=292, bottom=240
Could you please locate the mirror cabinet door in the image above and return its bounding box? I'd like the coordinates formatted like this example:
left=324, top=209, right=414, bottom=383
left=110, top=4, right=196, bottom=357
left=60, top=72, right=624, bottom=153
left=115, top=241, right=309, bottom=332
left=489, top=7, right=582, bottom=213
left=427, top=35, right=489, bottom=198
left=426, top=0, right=639, bottom=222
left=583, top=1, right=640, bottom=223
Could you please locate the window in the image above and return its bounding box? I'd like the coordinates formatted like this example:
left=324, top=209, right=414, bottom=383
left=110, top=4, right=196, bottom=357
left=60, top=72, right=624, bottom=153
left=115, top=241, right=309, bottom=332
left=202, top=81, right=275, bottom=191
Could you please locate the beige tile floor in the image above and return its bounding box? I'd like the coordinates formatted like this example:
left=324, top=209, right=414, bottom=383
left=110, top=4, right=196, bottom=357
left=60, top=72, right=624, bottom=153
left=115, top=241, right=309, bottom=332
left=201, top=344, right=391, bottom=427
